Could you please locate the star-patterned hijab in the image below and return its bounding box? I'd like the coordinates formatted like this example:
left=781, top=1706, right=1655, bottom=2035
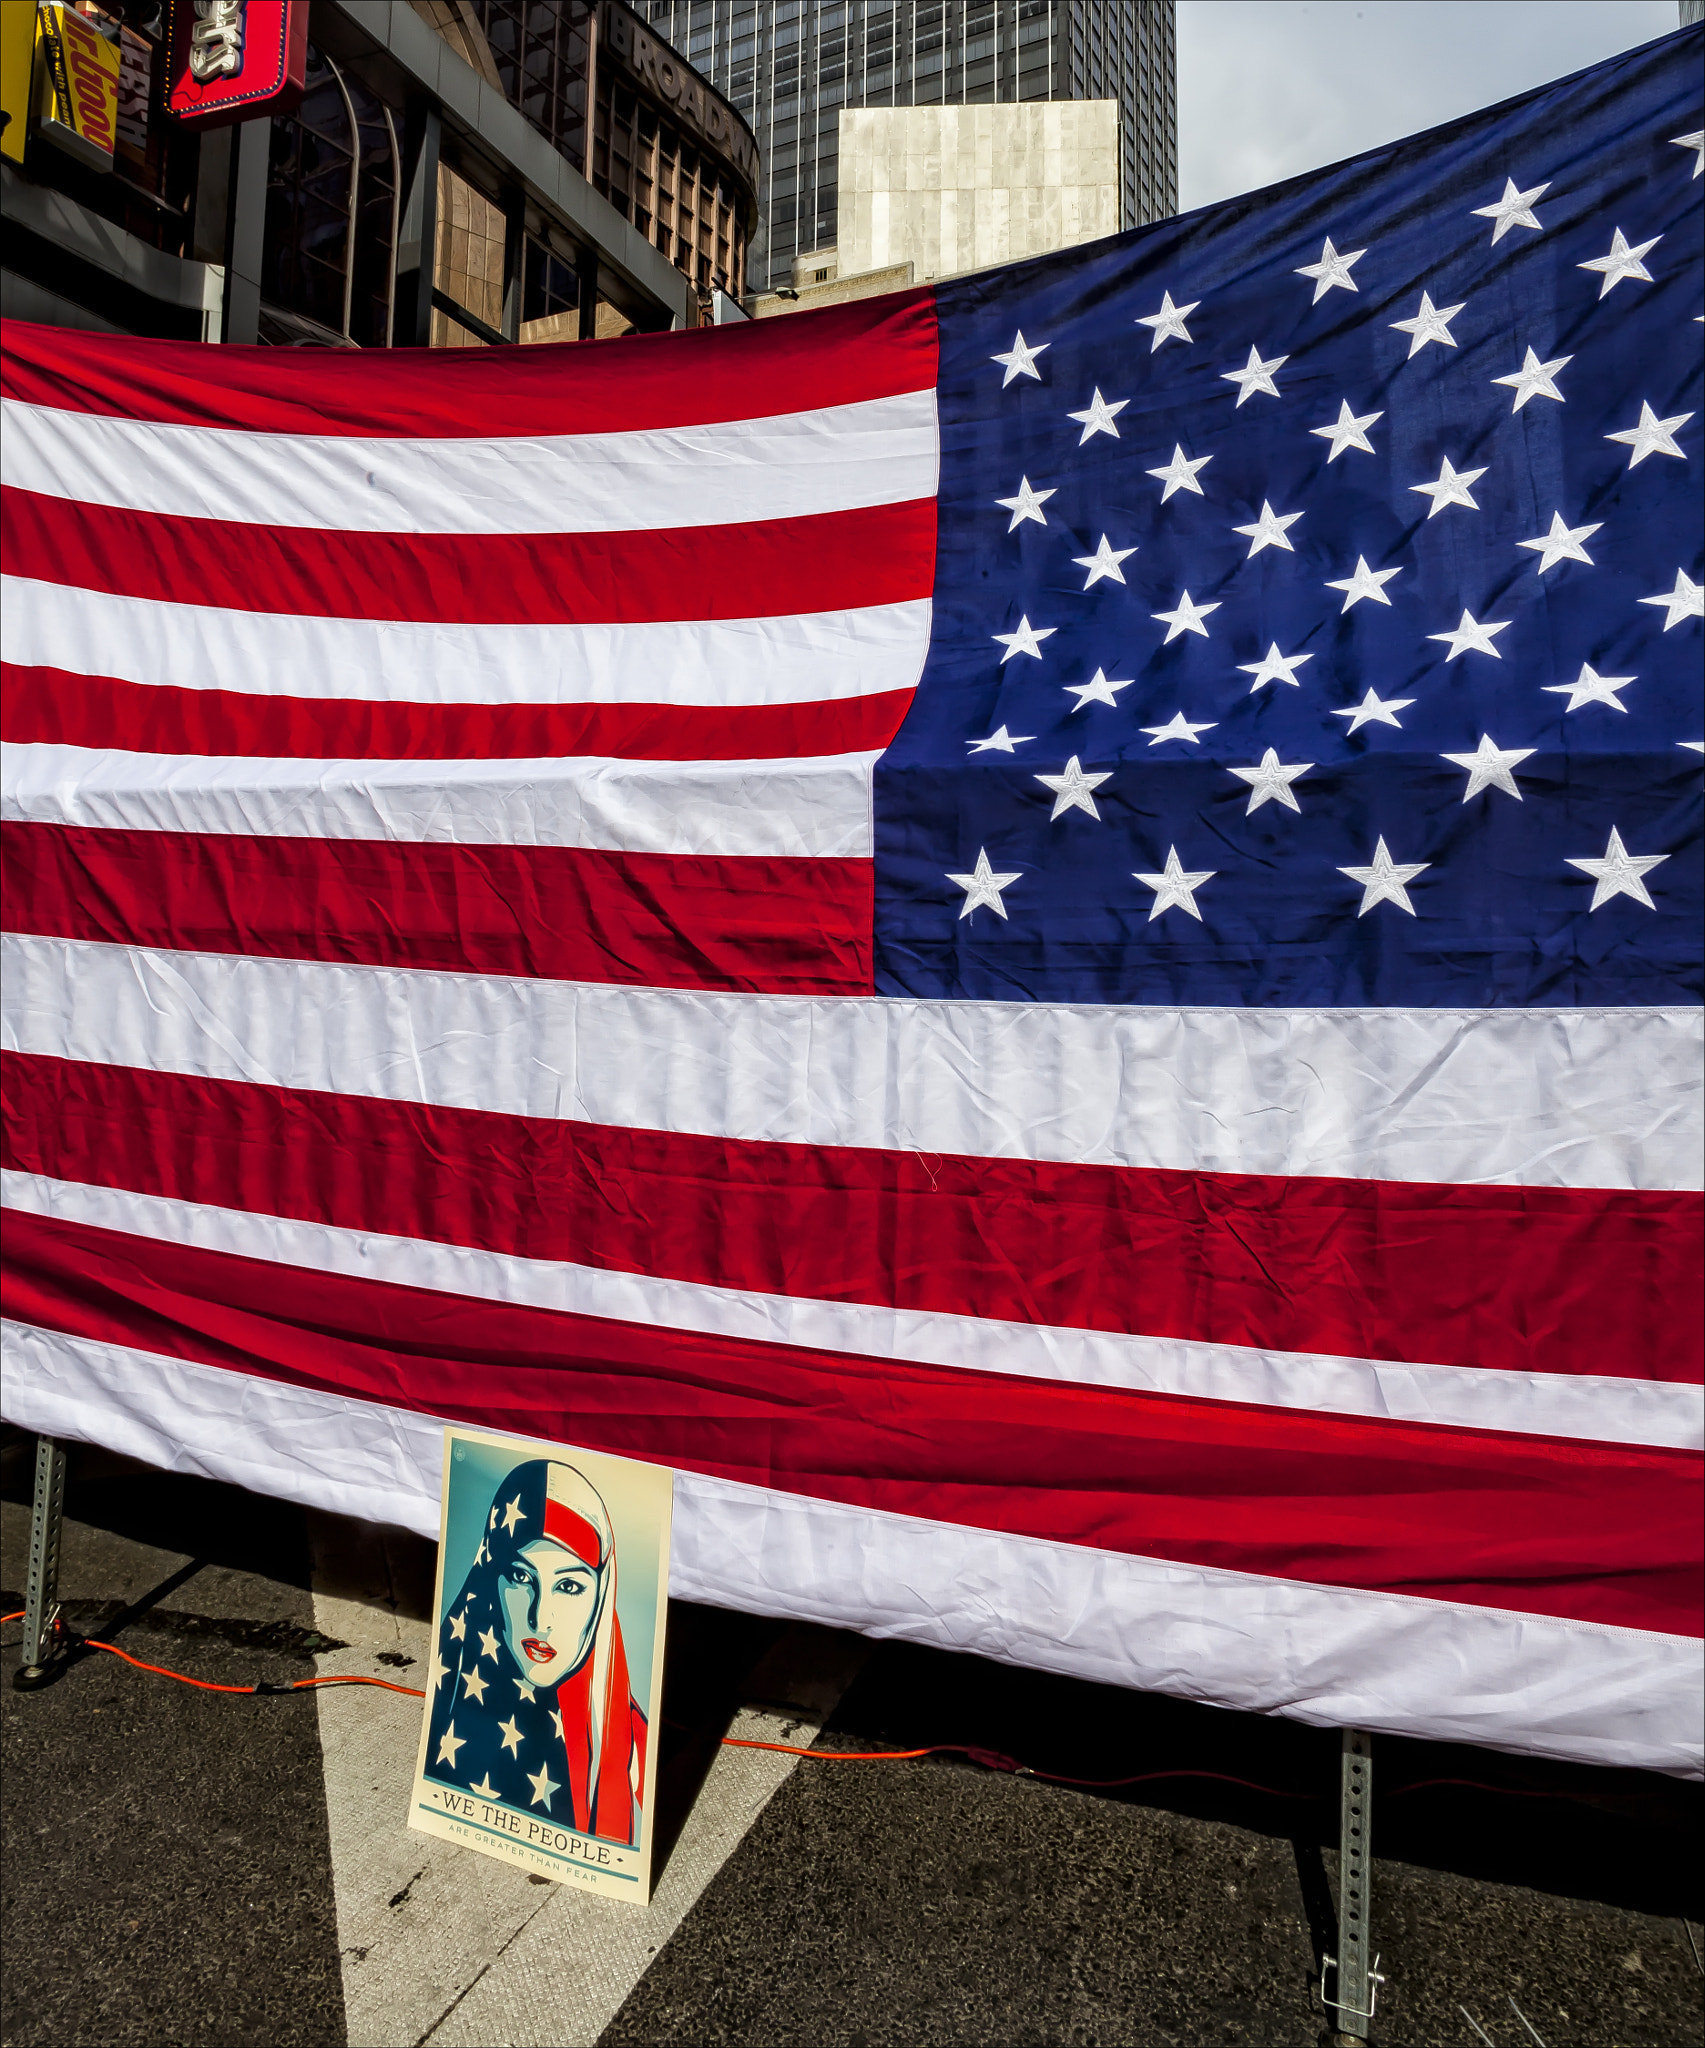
left=425, top=1459, right=647, bottom=1844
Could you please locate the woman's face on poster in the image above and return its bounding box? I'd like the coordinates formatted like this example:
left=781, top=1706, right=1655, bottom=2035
left=498, top=1537, right=602, bottom=1690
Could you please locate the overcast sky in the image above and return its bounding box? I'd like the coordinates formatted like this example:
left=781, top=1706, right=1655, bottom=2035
left=1175, top=0, right=1684, bottom=212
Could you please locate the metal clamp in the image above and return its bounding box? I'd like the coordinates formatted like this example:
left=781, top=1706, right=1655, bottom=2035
left=1318, top=1950, right=1388, bottom=2022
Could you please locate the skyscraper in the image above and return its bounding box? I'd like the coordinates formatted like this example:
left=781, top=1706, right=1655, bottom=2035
left=633, top=3, right=1177, bottom=293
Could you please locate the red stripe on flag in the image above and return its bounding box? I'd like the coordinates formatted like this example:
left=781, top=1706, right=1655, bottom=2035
left=1, top=490, right=937, bottom=627
left=6, top=1053, right=1698, bottom=1387
left=0, top=665, right=915, bottom=762
left=0, top=295, right=938, bottom=435
left=6, top=1205, right=1698, bottom=1635
left=0, top=824, right=875, bottom=997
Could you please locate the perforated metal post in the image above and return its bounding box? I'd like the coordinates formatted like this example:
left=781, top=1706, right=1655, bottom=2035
left=17, top=1436, right=67, bottom=1684
left=1320, top=1728, right=1384, bottom=2040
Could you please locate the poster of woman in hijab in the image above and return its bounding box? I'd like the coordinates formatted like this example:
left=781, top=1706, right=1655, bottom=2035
left=410, top=1428, right=673, bottom=1902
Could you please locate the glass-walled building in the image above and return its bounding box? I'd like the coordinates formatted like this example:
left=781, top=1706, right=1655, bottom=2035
left=2, top=0, right=756, bottom=348
left=634, top=0, right=1176, bottom=293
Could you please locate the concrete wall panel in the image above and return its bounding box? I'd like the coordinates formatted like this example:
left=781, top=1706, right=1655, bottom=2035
left=838, top=102, right=1121, bottom=286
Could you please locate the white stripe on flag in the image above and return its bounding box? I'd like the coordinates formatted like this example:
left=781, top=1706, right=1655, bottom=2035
left=3, top=1320, right=1696, bottom=1777
left=0, top=390, right=941, bottom=535
left=3, top=747, right=880, bottom=859
left=7, top=1172, right=1695, bottom=1449
left=1, top=579, right=932, bottom=708
left=4, top=933, right=1697, bottom=1190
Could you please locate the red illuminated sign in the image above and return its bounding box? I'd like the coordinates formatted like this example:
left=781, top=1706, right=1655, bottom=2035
left=163, top=0, right=308, bottom=129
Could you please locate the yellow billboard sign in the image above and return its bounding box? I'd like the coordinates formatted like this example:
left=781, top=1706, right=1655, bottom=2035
left=35, top=3, right=121, bottom=173
left=1, top=0, right=39, bottom=165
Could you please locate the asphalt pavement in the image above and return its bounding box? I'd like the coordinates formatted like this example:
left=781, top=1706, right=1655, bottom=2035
left=2, top=1427, right=1700, bottom=2047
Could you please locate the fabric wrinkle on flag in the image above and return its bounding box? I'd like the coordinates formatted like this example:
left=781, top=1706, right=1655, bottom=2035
left=1, top=26, right=1700, bottom=1775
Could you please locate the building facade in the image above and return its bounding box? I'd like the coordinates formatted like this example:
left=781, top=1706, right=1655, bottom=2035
left=634, top=0, right=1176, bottom=293
left=1, top=0, right=755, bottom=349
left=836, top=98, right=1119, bottom=284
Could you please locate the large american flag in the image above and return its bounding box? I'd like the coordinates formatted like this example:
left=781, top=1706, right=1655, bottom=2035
left=3, top=30, right=1700, bottom=1774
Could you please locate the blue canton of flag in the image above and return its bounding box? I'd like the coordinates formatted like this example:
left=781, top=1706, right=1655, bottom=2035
left=875, top=31, right=1703, bottom=1008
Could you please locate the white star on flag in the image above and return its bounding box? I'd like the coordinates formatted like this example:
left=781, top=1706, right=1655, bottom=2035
left=1146, top=444, right=1213, bottom=499
left=1068, top=387, right=1128, bottom=442
left=1492, top=347, right=1570, bottom=411
left=1605, top=402, right=1691, bottom=467
left=478, top=1625, right=500, bottom=1661
left=1428, top=609, right=1511, bottom=660
left=1410, top=455, right=1488, bottom=517
left=431, top=1651, right=449, bottom=1690
left=469, top=1775, right=497, bottom=1799
left=1237, top=643, right=1314, bottom=692
left=1229, top=749, right=1313, bottom=815
left=1134, top=847, right=1216, bottom=921
left=436, top=1721, right=466, bottom=1769
left=1442, top=734, right=1534, bottom=800
left=448, top=1610, right=467, bottom=1640
left=513, top=1677, right=536, bottom=1701
left=1136, top=290, right=1198, bottom=348
left=1567, top=827, right=1668, bottom=910
left=1332, top=688, right=1414, bottom=732
left=501, top=1494, right=526, bottom=1534
left=1295, top=236, right=1366, bottom=300
left=1470, top=176, right=1550, bottom=242
left=967, top=725, right=1035, bottom=752
left=1036, top=756, right=1111, bottom=821
left=1577, top=226, right=1660, bottom=297
left=1673, top=129, right=1704, bottom=178
left=1220, top=345, right=1288, bottom=405
left=947, top=848, right=1022, bottom=920
left=992, top=615, right=1055, bottom=662
left=995, top=476, right=1055, bottom=530
left=1325, top=556, right=1401, bottom=612
left=1073, top=535, right=1136, bottom=587
left=1232, top=500, right=1304, bottom=557
left=1544, top=663, right=1634, bottom=713
left=1064, top=667, right=1133, bottom=711
left=498, top=1714, right=525, bottom=1755
left=1639, top=570, right=1703, bottom=630
left=1517, top=512, right=1601, bottom=574
left=527, top=1762, right=561, bottom=1809
left=1141, top=711, right=1217, bottom=746
left=1390, top=289, right=1466, bottom=356
left=461, top=1666, right=489, bottom=1703
left=1340, top=837, right=1429, bottom=915
left=991, top=330, right=1049, bottom=385
left=1310, top=400, right=1382, bottom=461
left=1152, top=590, right=1221, bottom=641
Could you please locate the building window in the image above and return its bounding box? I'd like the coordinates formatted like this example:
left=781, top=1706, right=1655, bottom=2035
left=473, top=0, right=594, bottom=171
left=262, top=46, right=359, bottom=341
left=432, top=162, right=506, bottom=347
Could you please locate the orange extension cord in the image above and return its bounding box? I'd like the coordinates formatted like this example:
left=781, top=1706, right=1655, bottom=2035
left=2, top=1608, right=1300, bottom=1779
left=1, top=1611, right=422, bottom=1697
left=0, top=1610, right=1609, bottom=1799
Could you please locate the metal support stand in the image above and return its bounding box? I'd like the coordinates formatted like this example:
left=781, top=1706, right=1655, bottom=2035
left=1319, top=1729, right=1385, bottom=2042
left=13, top=1435, right=69, bottom=1690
